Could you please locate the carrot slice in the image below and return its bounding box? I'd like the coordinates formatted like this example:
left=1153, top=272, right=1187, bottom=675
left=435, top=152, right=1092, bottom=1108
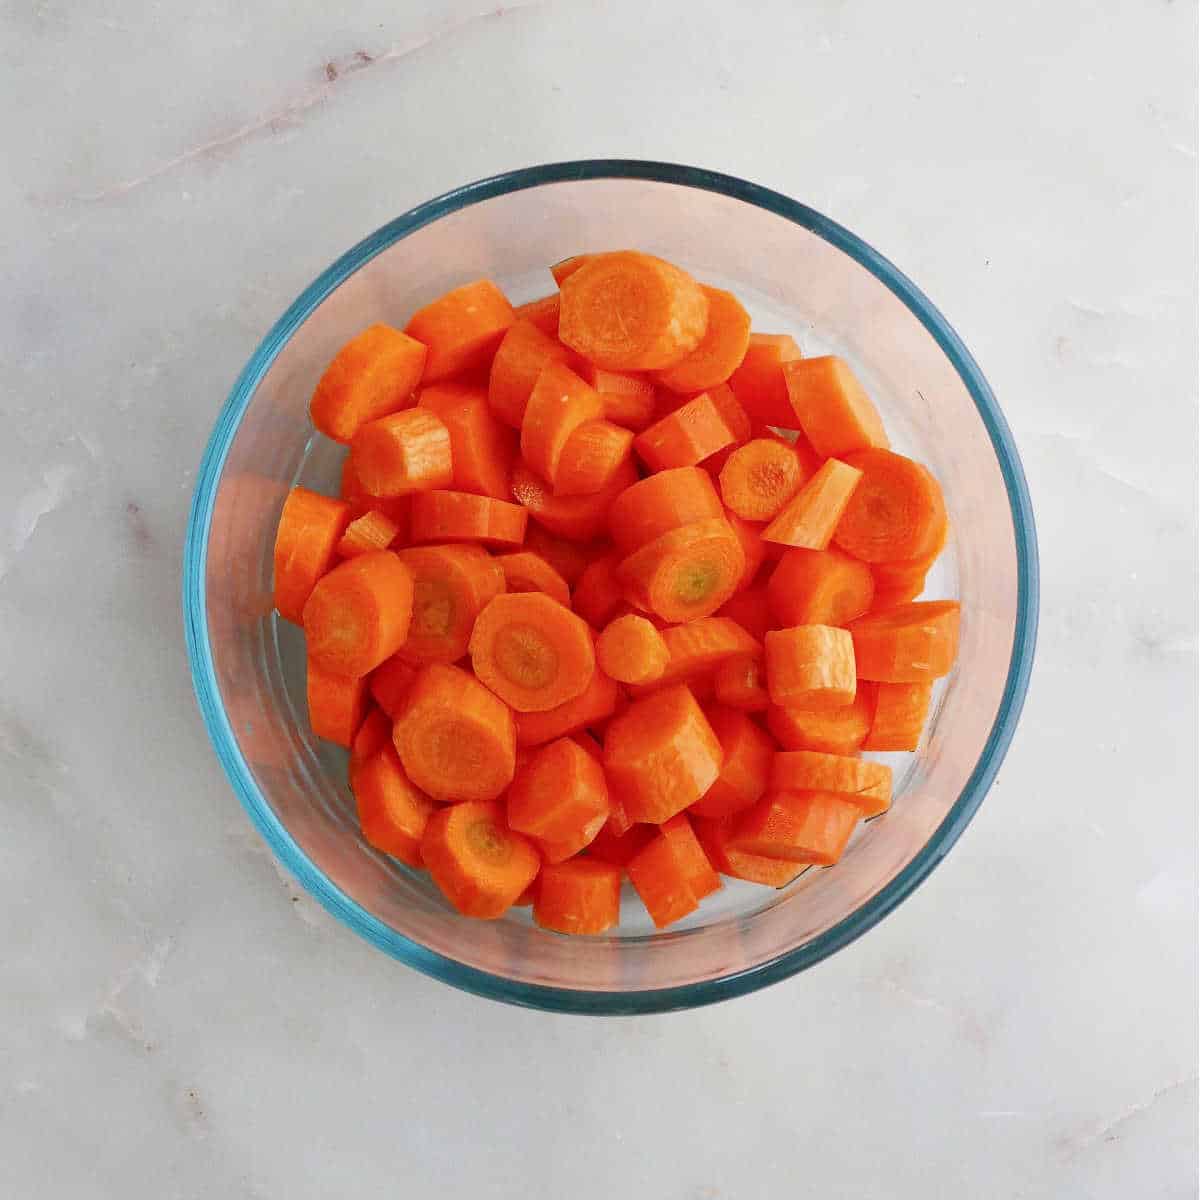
left=353, top=744, right=436, bottom=866
left=310, top=324, right=427, bottom=444
left=659, top=813, right=722, bottom=900
left=689, top=705, right=774, bottom=819
left=862, top=681, right=933, bottom=751
left=719, top=437, right=806, bottom=521
left=273, top=486, right=352, bottom=623
left=494, top=551, right=571, bottom=607
left=556, top=420, right=635, bottom=496
left=767, top=547, right=875, bottom=628
left=727, top=333, right=804, bottom=427
left=634, top=390, right=736, bottom=471
left=394, top=544, right=504, bottom=663
left=762, top=458, right=863, bottom=551
left=847, top=600, right=961, bottom=682
left=586, top=822, right=655, bottom=867
left=514, top=668, right=620, bottom=747
left=534, top=859, right=622, bottom=935
left=409, top=490, right=528, bottom=547
left=405, top=279, right=515, bottom=383
left=514, top=293, right=561, bottom=336
left=523, top=525, right=604, bottom=587
left=715, top=586, right=772, bottom=641
left=487, top=320, right=575, bottom=429
left=302, top=551, right=414, bottom=677
left=512, top=457, right=638, bottom=542
left=782, top=356, right=889, bottom=458
left=576, top=362, right=658, bottom=430
left=833, top=449, right=947, bottom=564
left=338, top=455, right=411, bottom=531
left=349, top=706, right=392, bottom=773
left=417, top=381, right=516, bottom=500
left=518, top=361, right=606, bottom=488
left=770, top=750, right=892, bottom=817
left=651, top=617, right=761, bottom=690
left=726, top=511, right=768, bottom=590
left=608, top=466, right=725, bottom=556
left=367, top=655, right=418, bottom=719
left=692, top=815, right=809, bottom=887
left=420, top=799, right=539, bottom=918
left=507, top=737, right=609, bottom=861
left=626, top=831, right=699, bottom=928
left=596, top=614, right=670, bottom=685
left=336, top=509, right=401, bottom=558
left=653, top=286, right=752, bottom=394
left=571, top=552, right=625, bottom=627
left=306, top=657, right=368, bottom=747
left=349, top=408, right=453, bottom=497
left=603, top=684, right=724, bottom=824
left=469, top=592, right=595, bottom=712
left=731, top=790, right=861, bottom=865
left=713, top=654, right=769, bottom=712
left=764, top=624, right=857, bottom=709
left=766, top=690, right=872, bottom=756
left=551, top=255, right=591, bottom=286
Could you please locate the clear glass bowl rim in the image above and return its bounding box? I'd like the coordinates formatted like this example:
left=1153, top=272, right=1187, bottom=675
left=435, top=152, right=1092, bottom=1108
left=182, top=159, right=1039, bottom=1014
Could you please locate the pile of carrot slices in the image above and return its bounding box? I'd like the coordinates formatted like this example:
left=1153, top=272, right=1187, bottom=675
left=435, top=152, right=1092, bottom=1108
left=273, top=250, right=960, bottom=934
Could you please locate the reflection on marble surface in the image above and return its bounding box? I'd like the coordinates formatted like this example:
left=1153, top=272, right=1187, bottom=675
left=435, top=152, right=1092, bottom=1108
left=2, top=1, right=1195, bottom=1196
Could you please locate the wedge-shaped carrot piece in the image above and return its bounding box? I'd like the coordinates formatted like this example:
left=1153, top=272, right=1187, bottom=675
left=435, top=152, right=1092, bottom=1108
left=310, top=324, right=427, bottom=444
left=731, top=790, right=861, bottom=865
left=303, top=551, right=414, bottom=677
left=512, top=457, right=638, bottom=541
left=782, top=356, right=889, bottom=458
left=713, top=654, right=769, bottom=712
left=597, top=614, right=669, bottom=685
left=559, top=251, right=709, bottom=371
left=576, top=363, right=658, bottom=430
left=306, top=657, right=368, bottom=747
left=719, top=437, right=807, bottom=521
left=692, top=814, right=809, bottom=887
left=514, top=294, right=561, bottom=336
left=767, top=547, right=875, bottom=628
left=418, top=381, right=516, bottom=500
left=725, top=511, right=767, bottom=590
left=653, top=285, right=752, bottom=393
left=487, top=320, right=574, bottom=428
left=507, top=737, right=609, bottom=862
left=834, top=449, right=946, bottom=563
left=727, top=333, right=804, bottom=427
left=770, top=749, right=892, bottom=817
left=862, top=681, right=933, bottom=751
left=651, top=617, right=761, bottom=690
left=556, top=420, right=635, bottom=496
left=626, top=831, right=698, bottom=928
left=514, top=668, right=620, bottom=747
left=571, top=552, right=625, bottom=627
left=350, top=408, right=453, bottom=498
left=469, top=592, right=595, bottom=712
left=659, top=813, right=722, bottom=900
left=603, top=684, right=724, bottom=824
left=609, top=466, right=725, bottom=556
left=634, top=390, right=736, bottom=471
left=715, top=586, right=771, bottom=641
left=701, top=384, right=754, bottom=479
left=394, top=544, right=503, bottom=663
left=494, top=551, right=571, bottom=607
left=847, top=600, right=961, bottom=682
left=409, top=490, right=528, bottom=547
left=523, top=525, right=604, bottom=587
left=764, top=624, right=856, bottom=709
left=534, top=859, right=622, bottom=935
left=420, top=799, right=539, bottom=917
left=762, top=458, right=863, bottom=551
left=353, top=744, right=436, bottom=866
left=586, top=822, right=655, bottom=867
left=690, top=705, right=774, bottom=819
left=368, top=655, right=418, bottom=719
left=273, top=486, right=352, bottom=623
left=551, top=254, right=591, bottom=286
left=349, top=706, right=392, bottom=773
left=405, top=279, right=515, bottom=383
left=767, top=690, right=872, bottom=757
left=336, top=509, right=401, bottom=558
left=393, top=663, right=516, bottom=802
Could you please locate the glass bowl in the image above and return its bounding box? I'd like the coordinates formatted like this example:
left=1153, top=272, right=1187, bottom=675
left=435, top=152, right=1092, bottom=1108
left=183, top=161, right=1038, bottom=1013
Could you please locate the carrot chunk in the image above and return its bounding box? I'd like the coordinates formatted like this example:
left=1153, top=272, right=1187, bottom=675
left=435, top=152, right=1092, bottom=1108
left=512, top=457, right=638, bottom=542
left=520, top=363, right=605, bottom=490
left=494, top=551, right=571, bottom=607
left=731, top=790, right=861, bottom=865
left=349, top=706, right=392, bottom=773
left=634, top=390, right=736, bottom=472
left=692, top=815, right=809, bottom=887
left=488, top=320, right=574, bottom=428
left=514, top=293, right=561, bottom=336
left=393, top=544, right=503, bottom=663
left=847, top=600, right=961, bottom=682
left=418, top=381, right=516, bottom=500
left=571, top=552, right=625, bottom=628
left=689, top=705, right=774, bottom=819
left=727, top=333, right=804, bottom=427
left=650, top=617, right=761, bottom=690
left=719, top=437, right=807, bottom=521
left=306, top=657, right=368, bottom=747
left=336, top=509, right=402, bottom=558
left=762, top=458, right=863, bottom=551
left=576, top=363, right=658, bottom=430
left=626, top=832, right=698, bottom=928
left=353, top=744, right=436, bottom=866
left=659, top=813, right=722, bottom=900
left=556, top=420, right=635, bottom=496
left=367, top=655, right=418, bottom=719
left=766, top=690, right=872, bottom=757
left=551, top=255, right=591, bottom=286
left=507, top=737, right=610, bottom=862
left=715, top=586, right=772, bottom=641
left=608, top=466, right=725, bottom=556
left=833, top=448, right=947, bottom=564
left=597, top=614, right=670, bottom=685
left=767, top=547, right=875, bottom=628
left=713, top=654, right=770, bottom=712
left=409, top=490, right=528, bottom=547
left=764, top=624, right=857, bottom=709
left=725, top=511, right=768, bottom=590
left=652, top=286, right=752, bottom=394
left=770, top=750, right=892, bottom=818
left=273, top=486, right=352, bottom=624
left=514, top=668, right=620, bottom=747
left=862, top=681, right=933, bottom=751
left=534, top=859, right=622, bottom=934
left=782, top=356, right=889, bottom=457
left=405, top=279, right=515, bottom=383
left=349, top=409, right=453, bottom=498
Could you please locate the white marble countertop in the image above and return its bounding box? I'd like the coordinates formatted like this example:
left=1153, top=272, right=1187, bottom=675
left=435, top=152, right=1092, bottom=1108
left=3, top=1, right=1196, bottom=1195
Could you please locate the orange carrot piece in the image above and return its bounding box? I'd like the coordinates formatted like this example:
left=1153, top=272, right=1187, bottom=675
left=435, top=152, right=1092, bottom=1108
left=782, top=356, right=889, bottom=458
left=869, top=516, right=949, bottom=605
left=713, top=654, right=769, bottom=712
left=603, top=684, right=724, bottom=824
left=692, top=814, right=809, bottom=887
left=847, top=600, right=961, bottom=682
left=577, top=362, right=659, bottom=430
left=764, top=624, right=857, bottom=709
left=767, top=547, right=875, bottom=630
left=306, top=657, right=368, bottom=747
left=572, top=730, right=604, bottom=761
left=303, top=551, right=414, bottom=677
left=469, top=592, right=595, bottom=713
left=716, top=586, right=771, bottom=641
left=700, top=384, right=754, bottom=477
left=405, top=279, right=515, bottom=383
left=634, top=390, right=736, bottom=472
left=368, top=654, right=418, bottom=719
left=349, top=409, right=453, bottom=498
left=336, top=509, right=401, bottom=558
left=514, top=293, right=561, bottom=336
left=417, top=381, right=515, bottom=500
left=487, top=319, right=575, bottom=429
left=690, top=705, right=774, bottom=819
left=626, top=832, right=699, bottom=928
left=394, top=543, right=504, bottom=663
left=731, top=790, right=861, bottom=865
left=728, top=333, right=804, bottom=427
left=652, top=617, right=761, bottom=689
left=534, top=859, right=622, bottom=934
left=349, top=706, right=392, bottom=773
left=862, top=681, right=933, bottom=751
left=353, top=744, right=436, bottom=866
left=420, top=799, right=539, bottom=917
left=586, top=822, right=654, bottom=867
left=513, top=880, right=538, bottom=907
left=767, top=690, right=872, bottom=757
left=520, top=362, right=605, bottom=487
left=596, top=614, right=670, bottom=685
left=771, top=749, right=892, bottom=817
left=833, top=448, right=947, bottom=564
left=571, top=552, right=625, bottom=627
left=719, top=437, right=806, bottom=521
left=551, top=255, right=591, bottom=287
left=762, top=458, right=863, bottom=551
left=609, top=466, right=725, bottom=556
left=514, top=668, right=620, bottom=747
left=338, top=455, right=412, bottom=533
left=659, top=813, right=722, bottom=900
left=409, top=490, right=528, bottom=547
left=310, top=324, right=427, bottom=444
left=393, top=663, right=516, bottom=802
left=273, top=486, right=353, bottom=624
left=494, top=551, right=571, bottom=607
left=556, top=420, right=635, bottom=496
left=652, top=286, right=751, bottom=394
left=523, top=525, right=603, bottom=587
left=512, top=457, right=638, bottom=542
left=507, top=737, right=609, bottom=861
left=726, top=510, right=767, bottom=590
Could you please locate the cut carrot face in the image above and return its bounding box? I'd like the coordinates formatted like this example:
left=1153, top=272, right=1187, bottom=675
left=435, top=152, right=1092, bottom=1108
left=833, top=448, right=947, bottom=564
left=719, top=437, right=806, bottom=522
left=659, top=813, right=722, bottom=900
left=514, top=667, right=620, bottom=747
left=350, top=706, right=392, bottom=773
left=692, top=815, right=809, bottom=888
left=273, top=486, right=353, bottom=624
left=716, top=586, right=772, bottom=641
left=571, top=552, right=625, bottom=628
left=653, top=286, right=752, bottom=394
left=534, top=859, right=622, bottom=935
left=523, top=525, right=603, bottom=587
left=405, top=279, right=516, bottom=383
left=862, top=681, right=933, bottom=751
left=766, top=690, right=872, bottom=757
left=689, top=705, right=774, bottom=819
left=576, top=363, right=658, bottom=430
left=651, top=617, right=761, bottom=690
left=713, top=654, right=770, bottom=712
left=634, top=390, right=736, bottom=472
left=306, top=657, right=368, bottom=747
left=350, top=408, right=453, bottom=498
left=418, top=381, right=516, bottom=500
left=556, top=420, right=635, bottom=496
left=782, top=356, right=889, bottom=458
left=494, top=551, right=571, bottom=607
left=626, top=831, right=699, bottom=928
left=367, top=654, right=418, bottom=720
left=551, top=254, right=591, bottom=287
left=762, top=458, right=863, bottom=551
left=393, top=663, right=516, bottom=802
left=597, top=614, right=670, bottom=686
left=727, top=333, right=804, bottom=427
left=767, top=547, right=875, bottom=628
left=394, top=543, right=503, bottom=663
left=353, top=744, right=436, bottom=867
left=514, top=293, right=561, bottom=336
left=336, top=509, right=402, bottom=558
left=409, top=490, right=528, bottom=548
left=609, top=466, right=725, bottom=557
left=770, top=750, right=892, bottom=818
left=469, top=591, right=595, bottom=712
left=731, top=790, right=861, bottom=865
left=512, top=457, right=638, bottom=542
left=507, top=737, right=609, bottom=861
left=847, top=600, right=961, bottom=682
left=559, top=251, right=710, bottom=370
left=420, top=799, right=540, bottom=918
left=764, top=624, right=857, bottom=709
left=586, top=822, right=655, bottom=867
left=487, top=320, right=574, bottom=428
left=310, top=323, right=427, bottom=444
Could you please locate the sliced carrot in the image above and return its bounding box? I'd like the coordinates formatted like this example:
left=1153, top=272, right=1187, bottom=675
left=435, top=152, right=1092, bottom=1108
left=762, top=458, right=863, bottom=551
left=409, top=490, right=528, bottom=548
left=576, top=362, right=658, bottom=430
left=713, top=654, right=770, bottom=712
left=338, top=455, right=412, bottom=531
left=603, top=684, right=724, bottom=824
left=556, top=420, right=635, bottom=496
left=634, top=390, right=736, bottom=472
left=349, top=706, right=392, bottom=773
left=522, top=525, right=604, bottom=587
left=726, top=511, right=767, bottom=590
left=832, top=448, right=946, bottom=564
left=392, top=663, right=516, bottom=802
left=514, top=667, right=620, bottom=747
left=417, top=381, right=516, bottom=500
left=689, top=705, right=774, bottom=819
left=469, top=592, right=595, bottom=712
left=692, top=815, right=809, bottom=887
left=719, top=437, right=806, bottom=521
left=727, top=333, right=804, bottom=427
left=349, top=409, right=453, bottom=497
left=862, top=681, right=933, bottom=751
left=507, top=737, right=609, bottom=862
left=659, top=813, right=722, bottom=900
left=302, top=551, right=414, bottom=677
left=731, top=790, right=861, bottom=865
left=394, top=544, right=504, bottom=663
left=701, top=384, right=754, bottom=477
left=651, top=286, right=752, bottom=394
left=767, top=547, right=875, bottom=628
left=847, top=600, right=961, bottom=682
left=487, top=319, right=575, bottom=429
left=512, top=457, right=638, bottom=542
left=571, top=552, right=625, bottom=627
left=626, top=831, right=698, bottom=928
left=551, top=254, right=591, bottom=287
left=310, top=324, right=427, bottom=444
left=494, top=551, right=571, bottom=607
left=420, top=799, right=539, bottom=918
left=651, top=617, right=761, bottom=690
left=353, top=744, right=436, bottom=867
left=715, top=586, right=772, bottom=641
left=782, top=356, right=889, bottom=458
left=586, top=822, right=655, bottom=868
left=306, top=657, right=368, bottom=747
left=336, top=509, right=401, bottom=558
left=770, top=749, right=892, bottom=817
left=869, top=516, right=948, bottom=605
left=764, top=624, right=857, bottom=709
left=596, top=614, right=670, bottom=685
left=273, top=486, right=352, bottom=623
left=609, top=466, right=725, bottom=556
left=534, top=859, right=622, bottom=935
left=766, top=690, right=872, bottom=756
left=405, top=279, right=515, bottom=383
left=572, top=730, right=604, bottom=761
left=514, top=293, right=561, bottom=336
left=367, top=654, right=418, bottom=719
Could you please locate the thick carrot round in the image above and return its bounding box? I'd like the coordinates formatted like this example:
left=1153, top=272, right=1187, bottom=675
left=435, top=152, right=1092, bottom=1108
left=349, top=408, right=453, bottom=498
left=626, top=831, right=699, bottom=928
left=659, top=813, right=722, bottom=900
left=418, top=381, right=516, bottom=500
left=731, top=790, right=861, bottom=865
left=507, top=736, right=609, bottom=861
left=713, top=654, right=770, bottom=712
left=833, top=449, right=947, bottom=563
left=764, top=624, right=857, bottom=709
left=727, top=333, right=804, bottom=427
left=487, top=320, right=574, bottom=428
left=534, top=859, right=622, bottom=935
left=420, top=799, right=539, bottom=918
left=393, top=663, right=516, bottom=802
left=405, top=279, right=515, bottom=383
left=353, top=744, right=436, bottom=867
left=716, top=586, right=772, bottom=641
left=847, top=600, right=961, bottom=682
left=770, top=749, right=893, bottom=817
left=596, top=613, right=670, bottom=685
left=494, top=551, right=571, bottom=607
left=571, top=552, right=625, bottom=627
left=692, top=815, right=809, bottom=888
left=608, top=466, right=725, bottom=556
left=556, top=420, right=635, bottom=496
left=634, top=390, right=736, bottom=472
left=514, top=667, right=619, bottom=747
left=577, top=363, right=658, bottom=430
left=520, top=363, right=605, bottom=488
left=689, top=705, right=774, bottom=819
left=306, top=657, right=368, bottom=747
left=719, top=437, right=806, bottom=521
left=394, top=543, right=503, bottom=663
left=766, top=690, right=872, bottom=757
left=469, top=591, right=595, bottom=712
left=336, top=509, right=402, bottom=558
left=782, top=356, right=889, bottom=458
left=409, top=490, right=528, bottom=547
left=349, top=706, right=392, bottom=773
left=310, top=324, right=427, bottom=444
left=367, top=654, right=418, bottom=719
left=512, top=457, right=638, bottom=542
left=767, top=547, right=875, bottom=628
left=273, top=486, right=352, bottom=624
left=558, top=251, right=710, bottom=370
left=862, top=681, right=933, bottom=751
left=652, top=286, right=752, bottom=394
left=761, top=458, right=863, bottom=551
left=514, top=293, right=561, bottom=336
